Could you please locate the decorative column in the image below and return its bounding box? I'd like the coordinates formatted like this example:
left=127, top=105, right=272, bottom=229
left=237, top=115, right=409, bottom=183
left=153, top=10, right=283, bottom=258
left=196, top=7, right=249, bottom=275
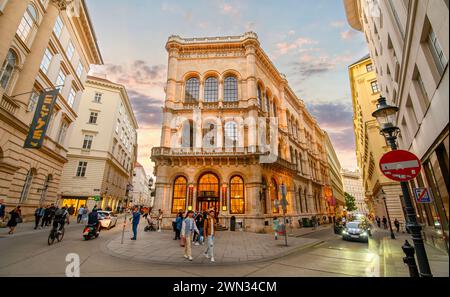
left=166, top=46, right=179, bottom=106
left=198, top=80, right=204, bottom=108
left=0, top=0, right=31, bottom=65
left=13, top=0, right=64, bottom=107
left=245, top=41, right=258, bottom=153
left=188, top=183, right=194, bottom=210
left=218, top=78, right=224, bottom=108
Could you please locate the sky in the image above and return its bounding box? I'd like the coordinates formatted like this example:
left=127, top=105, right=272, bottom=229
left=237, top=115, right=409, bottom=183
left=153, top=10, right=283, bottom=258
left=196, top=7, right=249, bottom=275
left=86, top=0, right=369, bottom=177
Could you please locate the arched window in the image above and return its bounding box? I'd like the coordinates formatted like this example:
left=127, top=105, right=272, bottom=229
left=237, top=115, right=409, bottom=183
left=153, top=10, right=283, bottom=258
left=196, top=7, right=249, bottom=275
left=270, top=178, right=279, bottom=214
left=224, top=121, right=238, bottom=147
left=185, top=78, right=199, bottom=102
left=257, top=85, right=263, bottom=108
left=0, top=50, right=17, bottom=90
left=198, top=173, right=219, bottom=198
left=298, top=187, right=303, bottom=213
left=304, top=189, right=308, bottom=212
left=19, top=169, right=35, bottom=203
left=261, top=178, right=268, bottom=214
left=172, top=176, right=187, bottom=213
left=230, top=176, right=245, bottom=214
left=204, top=77, right=218, bottom=102
left=224, top=76, right=238, bottom=102
left=203, top=122, right=216, bottom=148
left=181, top=120, right=193, bottom=148
left=273, top=101, right=278, bottom=117
left=17, top=4, right=37, bottom=41
left=265, top=93, right=271, bottom=114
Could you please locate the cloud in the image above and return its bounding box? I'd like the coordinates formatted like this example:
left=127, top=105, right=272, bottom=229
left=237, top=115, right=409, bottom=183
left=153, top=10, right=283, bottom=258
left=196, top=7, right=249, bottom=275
left=127, top=90, right=163, bottom=128
left=275, top=37, right=319, bottom=57
left=340, top=29, right=359, bottom=40
left=291, top=52, right=355, bottom=78
left=330, top=20, right=345, bottom=28
left=221, top=3, right=239, bottom=15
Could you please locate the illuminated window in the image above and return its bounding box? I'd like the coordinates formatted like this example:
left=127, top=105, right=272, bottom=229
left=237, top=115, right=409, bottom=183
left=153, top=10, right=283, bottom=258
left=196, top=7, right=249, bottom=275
left=198, top=173, right=219, bottom=198
left=185, top=77, right=199, bottom=102
left=172, top=176, right=187, bottom=213
left=230, top=176, right=244, bottom=214
left=270, top=178, right=279, bottom=214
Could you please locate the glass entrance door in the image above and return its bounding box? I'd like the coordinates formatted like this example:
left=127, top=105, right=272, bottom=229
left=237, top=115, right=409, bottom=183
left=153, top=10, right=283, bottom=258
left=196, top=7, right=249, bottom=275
left=198, top=199, right=219, bottom=213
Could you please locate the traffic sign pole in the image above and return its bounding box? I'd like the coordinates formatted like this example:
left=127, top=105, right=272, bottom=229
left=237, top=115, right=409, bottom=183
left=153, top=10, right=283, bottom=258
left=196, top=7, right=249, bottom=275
left=380, top=145, right=432, bottom=277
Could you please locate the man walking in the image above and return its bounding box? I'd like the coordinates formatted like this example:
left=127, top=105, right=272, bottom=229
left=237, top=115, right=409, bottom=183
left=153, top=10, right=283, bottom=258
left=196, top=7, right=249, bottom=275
left=203, top=209, right=217, bottom=262
left=34, top=205, right=45, bottom=229
left=181, top=210, right=199, bottom=261
left=130, top=206, right=141, bottom=240
left=382, top=216, right=388, bottom=229
left=394, top=218, right=400, bottom=233
left=0, top=199, right=5, bottom=222
left=77, top=205, right=85, bottom=224
left=157, top=209, right=163, bottom=232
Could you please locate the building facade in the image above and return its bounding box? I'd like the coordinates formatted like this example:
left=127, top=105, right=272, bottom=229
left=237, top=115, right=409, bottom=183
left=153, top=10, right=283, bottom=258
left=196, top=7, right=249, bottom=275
left=341, top=169, right=368, bottom=214
left=349, top=55, right=404, bottom=223
left=132, top=162, right=151, bottom=207
left=59, top=76, right=138, bottom=212
left=324, top=132, right=345, bottom=218
left=0, top=0, right=102, bottom=219
left=344, top=0, right=448, bottom=250
left=151, top=32, right=330, bottom=233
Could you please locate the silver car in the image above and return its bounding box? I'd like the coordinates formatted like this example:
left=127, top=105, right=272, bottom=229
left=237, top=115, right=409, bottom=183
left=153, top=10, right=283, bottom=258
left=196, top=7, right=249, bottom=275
left=342, top=221, right=369, bottom=243
left=98, top=211, right=118, bottom=230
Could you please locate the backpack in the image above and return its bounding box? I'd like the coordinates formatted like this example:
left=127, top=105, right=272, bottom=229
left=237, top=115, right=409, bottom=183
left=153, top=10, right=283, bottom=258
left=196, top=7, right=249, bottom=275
left=54, top=208, right=65, bottom=219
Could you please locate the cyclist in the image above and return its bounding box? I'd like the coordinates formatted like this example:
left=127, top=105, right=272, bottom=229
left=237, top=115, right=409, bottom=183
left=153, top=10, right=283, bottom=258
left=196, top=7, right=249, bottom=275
left=87, top=206, right=100, bottom=234
left=53, top=206, right=68, bottom=234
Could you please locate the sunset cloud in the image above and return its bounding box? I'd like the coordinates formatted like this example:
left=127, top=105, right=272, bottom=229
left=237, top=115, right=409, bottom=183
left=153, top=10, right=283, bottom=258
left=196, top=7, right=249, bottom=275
left=340, top=29, right=359, bottom=40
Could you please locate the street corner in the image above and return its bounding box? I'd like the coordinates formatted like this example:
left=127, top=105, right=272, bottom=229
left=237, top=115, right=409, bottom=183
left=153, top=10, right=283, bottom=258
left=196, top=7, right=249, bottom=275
left=103, top=229, right=322, bottom=266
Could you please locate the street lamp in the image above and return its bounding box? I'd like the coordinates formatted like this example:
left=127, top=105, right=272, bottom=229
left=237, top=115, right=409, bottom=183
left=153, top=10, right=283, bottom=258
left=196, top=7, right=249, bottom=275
left=372, top=95, right=432, bottom=277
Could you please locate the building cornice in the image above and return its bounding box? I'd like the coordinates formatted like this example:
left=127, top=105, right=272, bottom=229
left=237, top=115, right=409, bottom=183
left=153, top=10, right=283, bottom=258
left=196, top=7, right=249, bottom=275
left=343, top=0, right=363, bottom=31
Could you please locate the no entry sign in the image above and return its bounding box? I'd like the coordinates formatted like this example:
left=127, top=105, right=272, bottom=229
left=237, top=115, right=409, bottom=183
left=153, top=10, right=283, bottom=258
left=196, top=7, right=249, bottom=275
left=379, top=150, right=421, bottom=182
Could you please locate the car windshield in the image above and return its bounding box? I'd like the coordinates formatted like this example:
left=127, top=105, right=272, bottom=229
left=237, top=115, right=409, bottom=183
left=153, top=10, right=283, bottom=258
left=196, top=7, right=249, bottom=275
left=346, top=222, right=361, bottom=229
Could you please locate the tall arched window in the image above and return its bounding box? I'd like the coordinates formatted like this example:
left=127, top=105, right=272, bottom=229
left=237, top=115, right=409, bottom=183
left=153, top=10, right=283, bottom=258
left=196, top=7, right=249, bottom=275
left=230, top=176, right=245, bottom=214
left=273, top=101, right=278, bottom=117
left=270, top=178, right=279, bottom=214
left=265, top=93, right=271, bottom=114
left=304, top=189, right=308, bottom=212
left=198, top=173, right=219, bottom=198
left=185, top=78, right=199, bottom=102
left=203, top=122, right=216, bottom=148
left=172, top=176, right=187, bottom=213
left=261, top=178, right=268, bottom=214
left=19, top=169, right=35, bottom=203
left=298, top=187, right=303, bottom=213
left=257, top=85, right=263, bottom=108
left=224, top=76, right=238, bottom=102
left=181, top=120, right=193, bottom=148
left=204, top=77, right=218, bottom=102
left=17, top=4, right=37, bottom=41
left=0, top=50, right=17, bottom=90
left=224, top=121, right=238, bottom=147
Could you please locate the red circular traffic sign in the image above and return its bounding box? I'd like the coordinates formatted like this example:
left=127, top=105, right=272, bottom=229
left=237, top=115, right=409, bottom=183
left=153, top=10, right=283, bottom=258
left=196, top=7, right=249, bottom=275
left=379, top=150, right=421, bottom=182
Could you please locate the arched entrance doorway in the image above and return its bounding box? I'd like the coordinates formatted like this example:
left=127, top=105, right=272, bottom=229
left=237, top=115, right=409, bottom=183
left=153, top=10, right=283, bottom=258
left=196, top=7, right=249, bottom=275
left=197, top=173, right=220, bottom=212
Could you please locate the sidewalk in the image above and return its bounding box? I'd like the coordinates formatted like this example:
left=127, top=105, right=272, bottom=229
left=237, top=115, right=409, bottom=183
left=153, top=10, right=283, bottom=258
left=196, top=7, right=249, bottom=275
left=103, top=224, right=322, bottom=265
left=373, top=229, right=449, bottom=277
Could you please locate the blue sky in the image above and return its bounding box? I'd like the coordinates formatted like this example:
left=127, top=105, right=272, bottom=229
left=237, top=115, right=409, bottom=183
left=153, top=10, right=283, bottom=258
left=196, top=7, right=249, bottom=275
left=86, top=0, right=368, bottom=175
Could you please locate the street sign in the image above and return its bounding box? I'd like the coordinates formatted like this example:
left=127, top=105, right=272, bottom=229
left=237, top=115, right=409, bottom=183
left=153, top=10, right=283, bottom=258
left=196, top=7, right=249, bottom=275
left=413, top=188, right=432, bottom=203
left=379, top=150, right=421, bottom=182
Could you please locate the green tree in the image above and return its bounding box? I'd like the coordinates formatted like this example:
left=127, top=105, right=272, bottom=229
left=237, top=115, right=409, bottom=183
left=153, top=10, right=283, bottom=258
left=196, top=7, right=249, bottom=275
left=344, top=192, right=357, bottom=212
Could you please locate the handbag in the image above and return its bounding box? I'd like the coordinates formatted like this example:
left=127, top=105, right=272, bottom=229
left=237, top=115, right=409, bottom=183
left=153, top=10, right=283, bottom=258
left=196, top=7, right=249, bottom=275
left=16, top=216, right=23, bottom=224
left=180, top=236, right=185, bottom=247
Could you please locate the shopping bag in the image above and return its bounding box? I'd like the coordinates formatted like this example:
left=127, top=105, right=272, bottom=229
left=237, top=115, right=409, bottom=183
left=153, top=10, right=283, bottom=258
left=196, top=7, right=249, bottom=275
left=180, top=236, right=185, bottom=247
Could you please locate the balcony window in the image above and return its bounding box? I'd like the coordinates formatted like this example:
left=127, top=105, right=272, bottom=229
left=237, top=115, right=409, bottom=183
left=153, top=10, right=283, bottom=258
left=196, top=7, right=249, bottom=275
left=204, top=77, right=218, bottom=102
left=0, top=49, right=17, bottom=90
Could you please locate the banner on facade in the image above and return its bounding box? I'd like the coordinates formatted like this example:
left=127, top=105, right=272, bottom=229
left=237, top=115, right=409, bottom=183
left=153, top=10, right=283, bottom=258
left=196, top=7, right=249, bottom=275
left=23, top=89, right=59, bottom=149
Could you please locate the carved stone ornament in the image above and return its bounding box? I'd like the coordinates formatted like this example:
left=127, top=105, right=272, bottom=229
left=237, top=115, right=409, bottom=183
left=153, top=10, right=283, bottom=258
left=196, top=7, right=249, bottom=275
left=51, top=0, right=71, bottom=10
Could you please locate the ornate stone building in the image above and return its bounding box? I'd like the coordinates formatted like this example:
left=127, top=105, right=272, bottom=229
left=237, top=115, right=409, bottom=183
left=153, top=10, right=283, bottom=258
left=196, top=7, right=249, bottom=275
left=151, top=33, right=330, bottom=232
left=0, top=0, right=102, bottom=219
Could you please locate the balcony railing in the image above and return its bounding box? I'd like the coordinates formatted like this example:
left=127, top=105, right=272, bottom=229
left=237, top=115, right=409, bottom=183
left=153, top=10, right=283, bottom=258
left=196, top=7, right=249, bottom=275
left=0, top=94, right=19, bottom=115
left=151, top=146, right=262, bottom=157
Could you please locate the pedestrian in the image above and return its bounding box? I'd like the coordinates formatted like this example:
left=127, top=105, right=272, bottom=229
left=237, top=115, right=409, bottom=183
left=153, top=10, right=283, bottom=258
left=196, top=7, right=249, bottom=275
left=394, top=218, right=400, bottom=233
left=157, top=209, right=163, bottom=232
left=34, top=205, right=45, bottom=229
left=174, top=212, right=183, bottom=240
left=130, top=206, right=141, bottom=240
left=273, top=217, right=280, bottom=240
left=342, top=216, right=346, bottom=227
left=77, top=205, right=85, bottom=224
left=7, top=206, right=22, bottom=234
left=382, top=216, right=388, bottom=229
left=0, top=199, right=6, bottom=222
left=40, top=205, right=49, bottom=228
left=181, top=210, right=199, bottom=261
left=376, top=216, right=381, bottom=228
left=203, top=209, right=217, bottom=262
left=194, top=213, right=204, bottom=245
left=48, top=204, right=56, bottom=226
left=82, top=206, right=89, bottom=223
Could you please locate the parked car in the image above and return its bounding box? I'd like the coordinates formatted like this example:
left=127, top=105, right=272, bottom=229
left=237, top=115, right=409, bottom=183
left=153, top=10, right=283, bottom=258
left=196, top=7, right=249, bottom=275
left=98, top=211, right=118, bottom=230
left=342, top=221, right=369, bottom=243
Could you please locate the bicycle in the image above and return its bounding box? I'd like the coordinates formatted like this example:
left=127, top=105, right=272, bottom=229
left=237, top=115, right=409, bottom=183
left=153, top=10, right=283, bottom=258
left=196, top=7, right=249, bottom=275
left=48, top=222, right=65, bottom=245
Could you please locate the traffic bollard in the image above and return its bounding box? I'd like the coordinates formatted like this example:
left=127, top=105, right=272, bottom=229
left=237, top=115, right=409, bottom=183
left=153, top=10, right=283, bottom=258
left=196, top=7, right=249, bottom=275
left=402, top=240, right=420, bottom=277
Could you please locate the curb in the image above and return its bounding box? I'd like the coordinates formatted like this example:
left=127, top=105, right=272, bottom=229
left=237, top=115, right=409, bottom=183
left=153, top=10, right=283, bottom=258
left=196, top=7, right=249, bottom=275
left=101, top=237, right=324, bottom=267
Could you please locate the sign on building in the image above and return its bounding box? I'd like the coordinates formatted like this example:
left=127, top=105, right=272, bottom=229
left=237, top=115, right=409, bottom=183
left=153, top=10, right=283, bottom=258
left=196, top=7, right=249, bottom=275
left=23, top=89, right=59, bottom=149
left=413, top=188, right=433, bottom=204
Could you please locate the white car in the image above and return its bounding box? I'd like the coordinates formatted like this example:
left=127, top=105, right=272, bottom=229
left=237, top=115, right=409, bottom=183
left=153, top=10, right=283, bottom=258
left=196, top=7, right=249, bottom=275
left=98, top=211, right=118, bottom=230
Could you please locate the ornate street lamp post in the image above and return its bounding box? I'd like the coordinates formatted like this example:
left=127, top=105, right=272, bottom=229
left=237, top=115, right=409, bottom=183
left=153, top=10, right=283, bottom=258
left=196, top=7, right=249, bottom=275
left=372, top=96, right=432, bottom=277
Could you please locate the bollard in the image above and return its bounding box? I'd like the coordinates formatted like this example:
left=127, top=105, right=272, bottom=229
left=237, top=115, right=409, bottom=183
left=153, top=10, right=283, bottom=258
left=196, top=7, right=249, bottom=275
left=402, top=240, right=420, bottom=277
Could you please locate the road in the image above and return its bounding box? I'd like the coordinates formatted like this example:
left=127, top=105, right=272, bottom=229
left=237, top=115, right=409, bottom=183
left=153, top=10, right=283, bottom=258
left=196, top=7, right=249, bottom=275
left=0, top=223, right=380, bottom=277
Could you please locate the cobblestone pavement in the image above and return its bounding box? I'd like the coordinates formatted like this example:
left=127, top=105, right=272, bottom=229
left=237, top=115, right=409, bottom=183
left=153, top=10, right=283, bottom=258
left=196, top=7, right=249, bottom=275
left=104, top=224, right=321, bottom=265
